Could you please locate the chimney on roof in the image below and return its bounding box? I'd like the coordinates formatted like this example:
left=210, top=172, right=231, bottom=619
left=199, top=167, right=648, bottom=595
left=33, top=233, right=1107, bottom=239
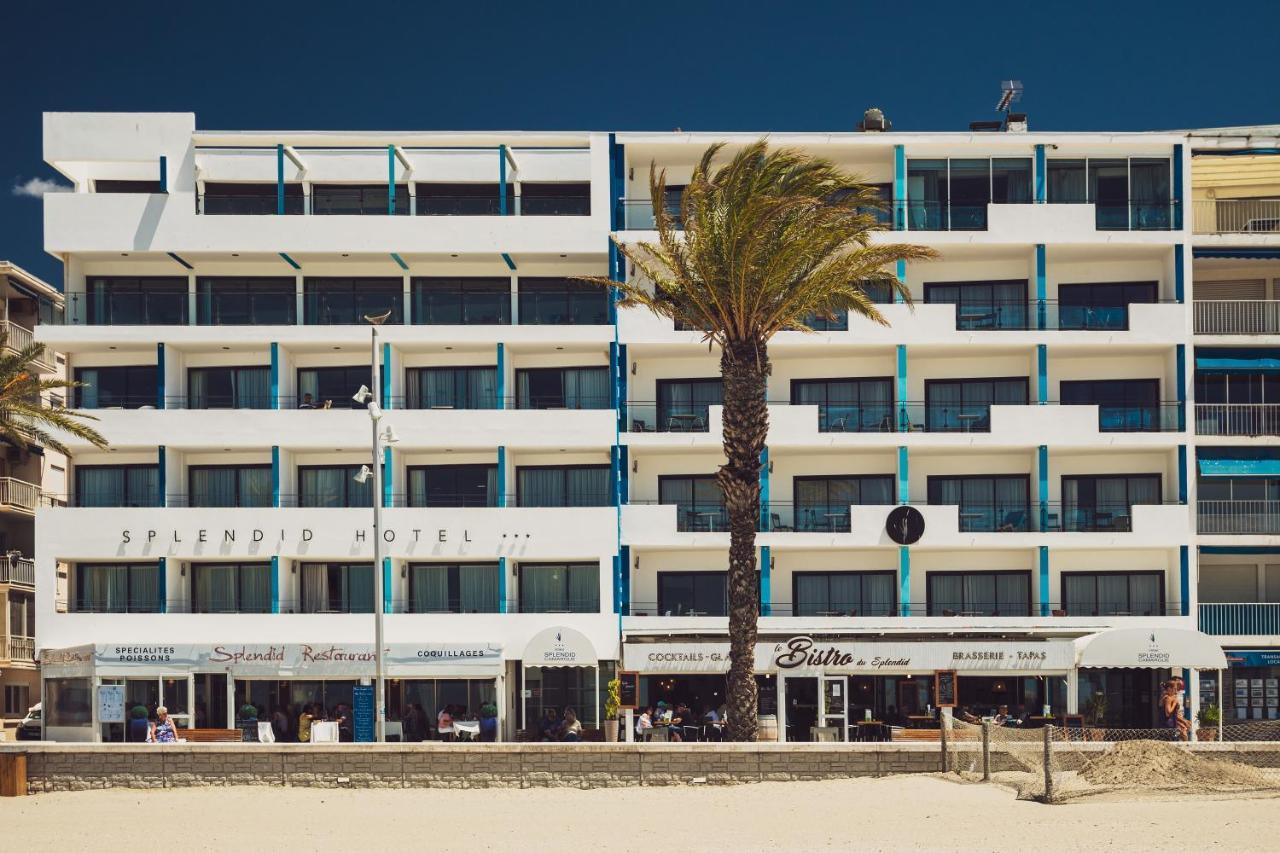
left=858, top=108, right=891, bottom=132
left=1005, top=112, right=1028, bottom=133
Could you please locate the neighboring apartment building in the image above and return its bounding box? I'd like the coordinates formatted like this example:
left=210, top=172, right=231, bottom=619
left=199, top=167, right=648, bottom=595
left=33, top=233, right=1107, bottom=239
left=1188, top=125, right=1280, bottom=724
left=32, top=111, right=1226, bottom=742
left=0, top=261, right=65, bottom=733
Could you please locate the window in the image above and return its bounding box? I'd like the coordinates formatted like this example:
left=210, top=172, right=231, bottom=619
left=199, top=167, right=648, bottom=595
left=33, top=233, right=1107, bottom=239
left=519, top=182, right=590, bottom=216
left=187, top=465, right=272, bottom=508
left=791, top=377, right=893, bottom=432
left=201, top=182, right=304, bottom=215
left=74, top=563, right=161, bottom=613
left=1046, top=160, right=1087, bottom=204
left=793, top=571, right=896, bottom=617
left=411, top=278, right=510, bottom=325
left=404, top=366, right=496, bottom=409
left=791, top=475, right=894, bottom=532
left=196, top=277, right=296, bottom=325
left=416, top=182, right=512, bottom=216
left=311, top=184, right=409, bottom=215
left=1196, top=476, right=1280, bottom=502
left=298, top=465, right=374, bottom=508
left=300, top=563, right=374, bottom=613
left=516, top=466, right=610, bottom=507
left=924, top=280, right=1029, bottom=330
left=187, top=366, right=272, bottom=409
left=408, top=465, right=497, bottom=508
left=656, top=378, right=723, bottom=432
left=7, top=592, right=33, bottom=638
left=1062, top=572, right=1165, bottom=616
left=928, top=475, right=1030, bottom=532
left=800, top=311, right=849, bottom=331
left=95, top=180, right=162, bottom=193
left=303, top=278, right=403, bottom=325
left=73, top=366, right=157, bottom=409
left=516, top=366, right=610, bottom=409
left=85, top=277, right=188, bottom=325
left=3, top=685, right=30, bottom=716
left=517, top=278, right=609, bottom=325
left=1047, top=158, right=1172, bottom=230
left=1061, top=379, right=1162, bottom=431
left=924, top=378, right=1028, bottom=432
left=657, top=572, right=727, bottom=616
left=191, top=563, right=272, bottom=613
left=75, top=465, right=159, bottom=507
left=1061, top=474, right=1162, bottom=531
left=659, top=475, right=724, bottom=532
left=927, top=571, right=1031, bottom=616
left=519, top=562, right=599, bottom=613
left=905, top=158, right=1031, bottom=231
left=410, top=563, right=501, bottom=613
left=1057, top=282, right=1158, bottom=330
left=297, top=366, right=375, bottom=409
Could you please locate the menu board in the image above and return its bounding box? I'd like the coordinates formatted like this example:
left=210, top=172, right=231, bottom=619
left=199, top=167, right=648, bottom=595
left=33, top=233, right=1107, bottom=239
left=617, top=671, right=640, bottom=710
left=97, top=684, right=125, bottom=723
left=935, top=670, right=958, bottom=708
left=352, top=685, right=374, bottom=743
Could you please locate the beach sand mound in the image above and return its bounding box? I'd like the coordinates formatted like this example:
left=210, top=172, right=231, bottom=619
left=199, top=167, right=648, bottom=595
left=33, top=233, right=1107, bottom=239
left=1078, top=740, right=1273, bottom=790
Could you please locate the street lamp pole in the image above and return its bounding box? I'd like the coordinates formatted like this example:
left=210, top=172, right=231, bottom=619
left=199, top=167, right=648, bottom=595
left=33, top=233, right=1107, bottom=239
left=361, top=311, right=393, bottom=743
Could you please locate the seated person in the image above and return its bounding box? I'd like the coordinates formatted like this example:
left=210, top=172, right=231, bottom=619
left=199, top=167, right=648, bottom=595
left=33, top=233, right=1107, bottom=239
left=437, top=704, right=455, bottom=741
left=636, top=706, right=654, bottom=739
left=993, top=705, right=1011, bottom=725
left=559, top=708, right=582, bottom=742
left=539, top=708, right=561, bottom=742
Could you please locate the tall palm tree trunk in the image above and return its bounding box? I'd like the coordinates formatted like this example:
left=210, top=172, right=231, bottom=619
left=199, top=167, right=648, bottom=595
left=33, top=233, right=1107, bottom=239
left=718, top=339, right=769, bottom=741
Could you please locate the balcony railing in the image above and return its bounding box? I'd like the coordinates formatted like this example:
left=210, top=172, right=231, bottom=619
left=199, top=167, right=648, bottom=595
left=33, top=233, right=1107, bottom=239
left=1194, top=300, right=1280, bottom=335
left=930, top=299, right=1171, bottom=331
left=623, top=602, right=1183, bottom=618
left=0, top=556, right=35, bottom=586
left=1192, top=199, right=1280, bottom=234
left=1196, top=403, right=1280, bottom=436
left=0, top=478, right=43, bottom=513
left=897, top=200, right=1176, bottom=232
left=5, top=637, right=34, bottom=661
left=762, top=503, right=853, bottom=532
left=626, top=403, right=715, bottom=433
left=1197, top=500, right=1280, bottom=535
left=3, top=321, right=51, bottom=369
left=1199, top=603, right=1280, bottom=635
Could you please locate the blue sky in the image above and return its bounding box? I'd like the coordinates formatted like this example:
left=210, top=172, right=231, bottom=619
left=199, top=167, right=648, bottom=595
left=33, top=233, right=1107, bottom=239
left=4, top=0, right=1278, bottom=284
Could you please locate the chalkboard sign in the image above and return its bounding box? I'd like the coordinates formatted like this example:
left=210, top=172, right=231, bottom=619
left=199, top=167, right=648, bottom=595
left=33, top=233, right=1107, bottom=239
left=934, top=670, right=958, bottom=708
left=618, top=671, right=640, bottom=710
left=353, top=685, right=375, bottom=743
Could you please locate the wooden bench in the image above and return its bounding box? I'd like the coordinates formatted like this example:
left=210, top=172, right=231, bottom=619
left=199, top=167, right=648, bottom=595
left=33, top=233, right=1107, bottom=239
left=181, top=728, right=243, bottom=743
left=892, top=728, right=980, bottom=743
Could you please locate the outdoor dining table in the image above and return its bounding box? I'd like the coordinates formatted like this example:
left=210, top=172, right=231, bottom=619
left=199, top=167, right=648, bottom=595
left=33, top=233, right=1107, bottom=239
left=667, top=413, right=704, bottom=431
left=853, top=721, right=891, bottom=742
left=453, top=719, right=481, bottom=740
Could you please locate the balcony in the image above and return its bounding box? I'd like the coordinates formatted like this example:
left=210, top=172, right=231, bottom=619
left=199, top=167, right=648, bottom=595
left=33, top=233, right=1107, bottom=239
left=898, top=200, right=1176, bottom=233
left=0, top=555, right=35, bottom=586
left=1199, top=603, right=1280, bottom=636
left=624, top=602, right=1183, bottom=619
left=1195, top=404, right=1280, bottom=436
left=4, top=637, right=34, bottom=662
left=0, top=477, right=44, bottom=514
left=929, top=299, right=1178, bottom=332
left=1194, top=301, right=1280, bottom=335
left=1193, top=199, right=1280, bottom=235
left=1197, top=500, right=1280, bottom=535
left=3, top=321, right=52, bottom=370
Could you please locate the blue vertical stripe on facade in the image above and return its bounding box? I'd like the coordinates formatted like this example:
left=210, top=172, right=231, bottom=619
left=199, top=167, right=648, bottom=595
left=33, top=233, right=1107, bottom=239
left=1037, top=344, right=1048, bottom=404
left=759, top=447, right=770, bottom=531
left=895, top=259, right=906, bottom=304
left=383, top=557, right=393, bottom=615
left=159, top=156, right=167, bottom=193
left=156, top=343, right=166, bottom=409
left=897, top=446, right=908, bottom=503
left=157, top=557, right=167, bottom=614
left=383, top=446, right=393, bottom=508
left=896, top=345, right=907, bottom=431
left=498, top=557, right=508, bottom=614
left=271, top=446, right=280, bottom=508
left=381, top=342, right=392, bottom=408
left=1179, top=546, right=1190, bottom=616
left=1176, top=343, right=1187, bottom=431
left=1173, top=145, right=1184, bottom=231
left=1038, top=546, right=1050, bottom=616
left=1034, top=145, right=1046, bottom=203
left=270, top=556, right=280, bottom=614
left=1035, top=244, right=1047, bottom=330
left=617, top=545, right=630, bottom=616
left=1038, top=445, right=1049, bottom=530
left=276, top=144, right=285, bottom=215
left=898, top=547, right=910, bottom=615
left=270, top=342, right=280, bottom=410
left=158, top=445, right=166, bottom=508
left=759, top=546, right=771, bottom=616
left=497, top=446, right=507, bottom=507
left=1175, top=245, right=1185, bottom=303
left=1178, top=445, right=1188, bottom=504
left=893, top=145, right=906, bottom=231
left=496, top=342, right=506, bottom=409
left=387, top=145, right=396, bottom=215
left=499, top=145, right=508, bottom=215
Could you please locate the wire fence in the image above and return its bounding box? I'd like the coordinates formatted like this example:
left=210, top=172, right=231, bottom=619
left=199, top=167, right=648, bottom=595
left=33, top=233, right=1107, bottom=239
left=946, top=719, right=1280, bottom=803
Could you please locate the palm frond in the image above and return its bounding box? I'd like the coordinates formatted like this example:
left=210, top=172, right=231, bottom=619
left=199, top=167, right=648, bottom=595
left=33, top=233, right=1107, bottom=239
left=0, top=328, right=110, bottom=454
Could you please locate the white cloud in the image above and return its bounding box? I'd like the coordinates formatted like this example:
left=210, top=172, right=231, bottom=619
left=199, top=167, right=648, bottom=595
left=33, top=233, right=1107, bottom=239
left=12, top=177, right=72, bottom=198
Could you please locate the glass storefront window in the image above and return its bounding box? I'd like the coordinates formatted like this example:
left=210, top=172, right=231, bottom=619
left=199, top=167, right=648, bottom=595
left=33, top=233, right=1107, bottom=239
left=45, top=677, right=92, bottom=728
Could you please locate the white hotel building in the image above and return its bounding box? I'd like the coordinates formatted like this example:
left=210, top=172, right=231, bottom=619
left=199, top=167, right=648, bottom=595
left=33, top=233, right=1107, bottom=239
left=30, top=111, right=1276, bottom=742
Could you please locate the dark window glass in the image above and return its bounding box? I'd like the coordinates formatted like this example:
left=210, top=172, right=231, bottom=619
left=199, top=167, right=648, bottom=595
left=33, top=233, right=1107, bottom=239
left=73, top=365, right=157, bottom=409
left=74, top=563, right=161, bottom=613
left=659, top=475, right=724, bottom=531
left=196, top=277, right=296, bottom=325
left=300, top=563, right=374, bottom=613
left=311, top=184, right=409, bottom=215
left=906, top=159, right=947, bottom=230
left=85, top=277, right=188, bottom=325
left=298, top=466, right=374, bottom=508
left=928, top=476, right=1030, bottom=532
left=408, top=465, right=497, bottom=508
left=1047, top=160, right=1087, bottom=203
left=187, top=465, right=272, bottom=508
left=1089, top=159, right=1129, bottom=230
left=657, top=572, right=727, bottom=616
left=409, top=563, right=501, bottom=613
left=1062, top=571, right=1165, bottom=616
left=518, top=562, right=599, bottom=613
left=518, top=278, right=609, bottom=325
left=1061, top=379, right=1162, bottom=431
left=791, top=377, right=893, bottom=432
left=924, top=280, right=1029, bottom=330
left=415, top=183, right=513, bottom=216
left=95, top=180, right=162, bottom=193
left=303, top=278, right=403, bottom=325
left=656, top=378, right=723, bottom=432
left=187, top=366, right=272, bottom=409
left=405, top=366, right=497, bottom=409
left=411, top=278, right=510, bottom=325
left=519, top=183, right=590, bottom=216
left=992, top=158, right=1032, bottom=204
left=297, top=366, right=376, bottom=409
left=191, top=563, right=272, bottom=613
left=790, top=475, right=894, bottom=531
left=1061, top=475, right=1161, bottom=531
left=793, top=572, right=896, bottom=617
left=1057, top=281, right=1158, bottom=330
left=927, top=571, right=1031, bottom=616
left=516, top=367, right=610, bottom=409
left=74, top=465, right=159, bottom=508
left=924, top=377, right=1028, bottom=431
left=948, top=159, right=991, bottom=230
left=1130, top=158, right=1172, bottom=231
left=201, top=182, right=304, bottom=215
left=516, top=466, right=610, bottom=507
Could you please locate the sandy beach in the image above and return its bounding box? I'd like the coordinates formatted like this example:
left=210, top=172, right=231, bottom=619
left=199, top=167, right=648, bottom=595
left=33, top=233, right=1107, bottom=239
left=3, top=776, right=1277, bottom=853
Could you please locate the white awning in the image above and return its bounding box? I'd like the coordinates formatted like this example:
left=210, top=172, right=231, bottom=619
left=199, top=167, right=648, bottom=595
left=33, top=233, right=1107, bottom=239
left=1073, top=628, right=1228, bottom=670
left=523, top=627, right=597, bottom=668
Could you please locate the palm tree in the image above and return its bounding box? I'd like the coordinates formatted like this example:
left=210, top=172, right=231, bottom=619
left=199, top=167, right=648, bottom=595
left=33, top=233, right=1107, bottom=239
left=584, top=140, right=935, bottom=741
left=0, top=330, right=107, bottom=455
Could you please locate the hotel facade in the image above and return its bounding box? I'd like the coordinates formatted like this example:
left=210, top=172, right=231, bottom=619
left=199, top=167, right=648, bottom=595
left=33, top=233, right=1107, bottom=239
left=29, top=112, right=1279, bottom=742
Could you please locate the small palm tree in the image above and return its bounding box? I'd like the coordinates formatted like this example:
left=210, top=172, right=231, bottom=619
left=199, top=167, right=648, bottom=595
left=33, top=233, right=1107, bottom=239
left=584, top=140, right=935, bottom=741
left=0, top=330, right=107, bottom=455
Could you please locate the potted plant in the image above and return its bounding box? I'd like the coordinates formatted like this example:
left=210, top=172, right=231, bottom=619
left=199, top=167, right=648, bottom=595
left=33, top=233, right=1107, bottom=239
left=1198, top=704, right=1221, bottom=741
left=478, top=702, right=498, bottom=742
left=603, top=678, right=621, bottom=742
left=1084, top=693, right=1108, bottom=741
left=128, top=704, right=150, bottom=742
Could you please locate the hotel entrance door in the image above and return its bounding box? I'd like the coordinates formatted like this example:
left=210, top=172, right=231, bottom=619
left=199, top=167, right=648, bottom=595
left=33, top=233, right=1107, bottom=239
left=783, top=676, right=848, bottom=741
left=821, top=676, right=848, bottom=741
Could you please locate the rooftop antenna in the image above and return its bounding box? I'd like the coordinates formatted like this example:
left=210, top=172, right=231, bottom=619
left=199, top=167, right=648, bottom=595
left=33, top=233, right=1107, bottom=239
left=996, top=80, right=1023, bottom=115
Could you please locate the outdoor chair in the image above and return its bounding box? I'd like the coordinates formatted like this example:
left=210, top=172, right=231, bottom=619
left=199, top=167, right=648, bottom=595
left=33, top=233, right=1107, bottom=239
left=770, top=512, right=792, bottom=531
left=997, top=510, right=1027, bottom=532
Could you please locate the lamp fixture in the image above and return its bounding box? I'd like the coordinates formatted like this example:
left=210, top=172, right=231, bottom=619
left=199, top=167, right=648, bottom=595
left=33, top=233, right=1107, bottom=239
left=631, top=460, right=637, bottom=474
left=352, top=465, right=374, bottom=484
left=630, top=363, right=637, bottom=375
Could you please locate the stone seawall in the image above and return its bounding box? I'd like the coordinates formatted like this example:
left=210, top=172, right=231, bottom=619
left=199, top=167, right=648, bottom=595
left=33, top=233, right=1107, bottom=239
left=4, top=742, right=1277, bottom=793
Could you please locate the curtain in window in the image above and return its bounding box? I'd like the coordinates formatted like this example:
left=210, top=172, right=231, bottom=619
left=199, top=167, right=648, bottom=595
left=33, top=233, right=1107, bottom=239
left=795, top=575, right=827, bottom=616
left=996, top=574, right=1029, bottom=615
left=302, top=564, right=328, bottom=612
left=929, top=478, right=964, bottom=506
left=516, top=371, right=535, bottom=409
left=129, top=564, right=158, bottom=612
left=196, top=564, right=236, bottom=612
left=518, top=468, right=564, bottom=507
left=567, top=468, right=608, bottom=506
left=930, top=575, right=963, bottom=614
left=829, top=574, right=860, bottom=614
left=239, top=564, right=270, bottom=613
left=927, top=382, right=964, bottom=430
left=460, top=563, right=500, bottom=613
left=1129, top=574, right=1161, bottom=615
left=859, top=477, right=894, bottom=505
left=964, top=574, right=996, bottom=614
left=992, top=158, right=1032, bottom=204
left=298, top=371, right=319, bottom=401
left=1098, top=574, right=1130, bottom=615
left=191, top=468, right=237, bottom=507
left=863, top=574, right=895, bottom=616
left=1047, top=161, right=1087, bottom=203
left=858, top=379, right=892, bottom=430
left=236, top=368, right=271, bottom=408
left=413, top=565, right=450, bottom=612
left=80, top=565, right=127, bottom=612
left=345, top=565, right=374, bottom=614
left=1126, top=476, right=1161, bottom=506
left=521, top=565, right=563, bottom=612
left=567, top=564, right=599, bottom=612
left=467, top=368, right=496, bottom=409
left=77, top=467, right=121, bottom=507
left=566, top=368, right=610, bottom=409
left=239, top=468, right=272, bottom=507
left=485, top=466, right=499, bottom=507
left=300, top=468, right=346, bottom=508
left=1130, top=159, right=1171, bottom=229
left=1064, top=574, right=1096, bottom=616
left=1095, top=478, right=1129, bottom=515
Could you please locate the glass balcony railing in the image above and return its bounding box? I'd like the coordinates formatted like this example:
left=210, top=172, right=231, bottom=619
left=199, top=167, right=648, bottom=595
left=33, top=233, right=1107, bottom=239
left=516, top=290, right=610, bottom=325
left=1199, top=603, right=1280, bottom=635
left=927, top=299, right=1170, bottom=332
left=302, top=292, right=404, bottom=325
left=621, top=199, right=682, bottom=230
left=198, top=194, right=305, bottom=215
left=1195, top=404, right=1280, bottom=436
left=623, top=601, right=1184, bottom=618
left=1085, top=402, right=1183, bottom=433
left=762, top=503, right=854, bottom=533
left=1197, top=500, right=1280, bottom=535
left=516, top=195, right=590, bottom=216
left=625, top=403, right=715, bottom=433
left=61, top=292, right=189, bottom=325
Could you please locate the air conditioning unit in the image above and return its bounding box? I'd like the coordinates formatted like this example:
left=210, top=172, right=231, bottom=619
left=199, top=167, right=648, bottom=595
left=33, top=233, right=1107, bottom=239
left=858, top=108, right=891, bottom=132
